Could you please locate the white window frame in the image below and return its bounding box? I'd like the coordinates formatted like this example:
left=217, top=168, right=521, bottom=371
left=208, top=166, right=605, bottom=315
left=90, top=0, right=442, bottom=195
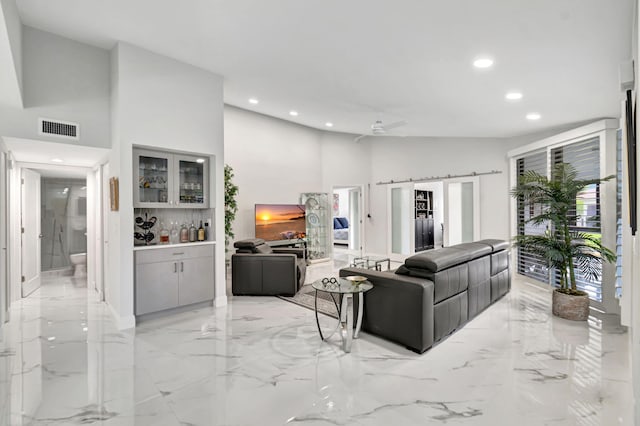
left=507, top=119, right=619, bottom=314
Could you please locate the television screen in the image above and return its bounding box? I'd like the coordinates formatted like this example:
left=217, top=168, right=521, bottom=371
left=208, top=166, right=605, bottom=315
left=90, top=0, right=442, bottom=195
left=255, top=204, right=306, bottom=241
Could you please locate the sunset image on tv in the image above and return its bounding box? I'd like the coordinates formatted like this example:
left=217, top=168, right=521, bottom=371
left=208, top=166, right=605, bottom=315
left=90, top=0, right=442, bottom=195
left=255, top=204, right=306, bottom=241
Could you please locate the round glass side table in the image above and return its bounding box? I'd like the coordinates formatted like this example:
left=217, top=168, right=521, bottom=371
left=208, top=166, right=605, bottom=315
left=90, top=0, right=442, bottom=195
left=311, top=277, right=373, bottom=353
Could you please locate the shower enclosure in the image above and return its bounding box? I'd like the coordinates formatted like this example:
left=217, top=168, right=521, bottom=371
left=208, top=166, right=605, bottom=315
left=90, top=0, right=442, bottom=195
left=41, top=178, right=87, bottom=272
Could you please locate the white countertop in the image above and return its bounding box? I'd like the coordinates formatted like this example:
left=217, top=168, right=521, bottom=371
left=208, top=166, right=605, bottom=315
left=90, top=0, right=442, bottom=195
left=133, top=240, right=216, bottom=251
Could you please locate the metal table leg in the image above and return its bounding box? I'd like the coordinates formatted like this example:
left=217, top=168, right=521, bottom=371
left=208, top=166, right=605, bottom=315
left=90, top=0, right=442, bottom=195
left=314, top=290, right=341, bottom=342
left=354, top=293, right=364, bottom=339
left=340, top=294, right=354, bottom=353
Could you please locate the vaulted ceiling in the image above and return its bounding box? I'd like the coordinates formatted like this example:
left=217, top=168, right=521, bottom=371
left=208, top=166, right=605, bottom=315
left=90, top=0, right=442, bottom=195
left=14, top=0, right=637, bottom=137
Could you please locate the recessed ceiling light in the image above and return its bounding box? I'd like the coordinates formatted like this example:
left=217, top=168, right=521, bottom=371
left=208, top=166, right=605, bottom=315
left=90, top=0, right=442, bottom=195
left=196, top=158, right=205, bottom=164
left=51, top=158, right=64, bottom=163
left=325, top=122, right=334, bottom=128
left=473, top=57, right=494, bottom=69
left=289, top=110, right=299, bottom=117
left=248, top=98, right=259, bottom=105
left=505, top=92, right=523, bottom=100
left=526, top=113, right=541, bottom=120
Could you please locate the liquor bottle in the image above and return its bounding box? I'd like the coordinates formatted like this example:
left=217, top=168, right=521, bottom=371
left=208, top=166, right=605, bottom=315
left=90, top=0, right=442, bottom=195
left=188, top=222, right=197, bottom=242
left=159, top=223, right=170, bottom=244
left=197, top=220, right=205, bottom=241
left=180, top=223, right=189, bottom=243
left=170, top=221, right=179, bottom=244
left=204, top=220, right=210, bottom=241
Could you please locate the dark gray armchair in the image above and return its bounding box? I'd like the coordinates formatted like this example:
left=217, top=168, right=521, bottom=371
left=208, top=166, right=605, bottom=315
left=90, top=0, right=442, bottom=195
left=231, top=239, right=307, bottom=296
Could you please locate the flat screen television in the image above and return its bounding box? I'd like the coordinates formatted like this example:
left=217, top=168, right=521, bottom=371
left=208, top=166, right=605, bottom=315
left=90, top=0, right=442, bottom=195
left=255, top=204, right=306, bottom=241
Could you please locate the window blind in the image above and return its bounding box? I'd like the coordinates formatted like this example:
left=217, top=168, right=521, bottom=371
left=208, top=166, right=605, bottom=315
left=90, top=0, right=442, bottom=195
left=551, top=137, right=603, bottom=302
left=616, top=130, right=623, bottom=299
left=516, top=151, right=549, bottom=283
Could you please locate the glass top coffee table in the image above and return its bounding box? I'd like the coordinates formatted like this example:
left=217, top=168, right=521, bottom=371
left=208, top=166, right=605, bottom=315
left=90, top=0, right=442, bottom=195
left=350, top=255, right=391, bottom=271
left=311, top=277, right=373, bottom=353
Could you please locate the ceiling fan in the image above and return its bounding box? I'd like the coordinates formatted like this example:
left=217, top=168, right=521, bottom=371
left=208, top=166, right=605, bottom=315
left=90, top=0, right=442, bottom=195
left=354, top=119, right=408, bottom=142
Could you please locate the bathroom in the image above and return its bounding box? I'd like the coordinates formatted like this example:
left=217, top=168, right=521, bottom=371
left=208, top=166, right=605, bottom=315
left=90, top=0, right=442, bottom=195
left=41, top=177, right=87, bottom=282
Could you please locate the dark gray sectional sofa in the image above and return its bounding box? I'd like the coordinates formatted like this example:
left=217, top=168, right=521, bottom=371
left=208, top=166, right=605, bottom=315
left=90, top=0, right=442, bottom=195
left=339, top=239, right=510, bottom=353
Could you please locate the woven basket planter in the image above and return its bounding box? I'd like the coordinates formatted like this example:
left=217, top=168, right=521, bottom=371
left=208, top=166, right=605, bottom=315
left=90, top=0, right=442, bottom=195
left=552, top=289, right=589, bottom=321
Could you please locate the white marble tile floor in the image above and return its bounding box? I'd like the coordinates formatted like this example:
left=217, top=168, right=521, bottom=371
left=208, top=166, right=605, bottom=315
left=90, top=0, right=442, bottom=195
left=0, top=272, right=634, bottom=425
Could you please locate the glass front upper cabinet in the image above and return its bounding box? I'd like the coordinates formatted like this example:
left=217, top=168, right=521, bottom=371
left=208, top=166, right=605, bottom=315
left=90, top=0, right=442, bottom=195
left=133, top=149, right=209, bottom=209
left=175, top=155, right=208, bottom=206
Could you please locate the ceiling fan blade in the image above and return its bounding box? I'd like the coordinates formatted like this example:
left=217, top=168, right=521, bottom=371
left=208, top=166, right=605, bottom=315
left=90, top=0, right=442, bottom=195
left=382, top=120, right=408, bottom=131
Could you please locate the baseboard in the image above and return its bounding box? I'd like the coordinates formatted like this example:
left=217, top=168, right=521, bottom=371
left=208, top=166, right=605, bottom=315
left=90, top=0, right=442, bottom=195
left=108, top=304, right=136, bottom=330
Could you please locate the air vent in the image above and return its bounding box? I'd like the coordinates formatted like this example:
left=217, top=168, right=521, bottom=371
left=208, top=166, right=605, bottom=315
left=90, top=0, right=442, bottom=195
left=38, top=118, right=79, bottom=140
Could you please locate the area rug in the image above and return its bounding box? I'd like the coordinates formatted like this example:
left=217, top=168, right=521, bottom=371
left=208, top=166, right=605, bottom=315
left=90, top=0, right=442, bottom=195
left=278, top=284, right=339, bottom=319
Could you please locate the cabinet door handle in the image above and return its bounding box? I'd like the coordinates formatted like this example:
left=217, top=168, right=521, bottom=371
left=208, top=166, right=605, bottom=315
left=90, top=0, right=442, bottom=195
left=174, top=262, right=177, bottom=273
left=180, top=261, right=184, bottom=272
left=172, top=252, right=184, bottom=256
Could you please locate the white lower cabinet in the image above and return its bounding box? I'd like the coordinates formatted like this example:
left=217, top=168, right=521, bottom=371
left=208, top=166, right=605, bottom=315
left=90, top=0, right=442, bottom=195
left=135, top=244, right=215, bottom=315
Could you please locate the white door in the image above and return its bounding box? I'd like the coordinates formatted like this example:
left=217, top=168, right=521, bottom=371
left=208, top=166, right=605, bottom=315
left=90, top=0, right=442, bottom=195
left=101, top=164, right=109, bottom=302
left=94, top=168, right=103, bottom=300
left=443, top=177, right=480, bottom=246
left=388, top=184, right=413, bottom=261
left=21, top=169, right=41, bottom=297
left=348, top=187, right=363, bottom=253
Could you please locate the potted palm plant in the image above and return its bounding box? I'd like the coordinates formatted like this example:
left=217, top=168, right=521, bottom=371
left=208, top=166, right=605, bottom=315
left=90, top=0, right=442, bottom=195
left=224, top=164, right=239, bottom=258
left=511, top=162, right=616, bottom=321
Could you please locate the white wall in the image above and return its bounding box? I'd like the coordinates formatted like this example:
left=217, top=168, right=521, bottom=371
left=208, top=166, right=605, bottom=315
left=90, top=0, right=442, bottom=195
left=108, top=42, right=225, bottom=327
left=0, top=139, right=7, bottom=328
left=224, top=107, right=373, bottom=247
left=366, top=136, right=510, bottom=254
left=224, top=106, right=324, bottom=242
left=0, top=27, right=110, bottom=148
left=0, top=0, right=22, bottom=108
left=225, top=108, right=512, bottom=256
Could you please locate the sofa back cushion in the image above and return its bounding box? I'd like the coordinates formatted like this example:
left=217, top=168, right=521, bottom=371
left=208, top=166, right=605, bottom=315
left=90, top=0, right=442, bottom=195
left=234, top=238, right=267, bottom=249
left=449, top=242, right=492, bottom=259
left=478, top=239, right=510, bottom=252
left=404, top=247, right=471, bottom=272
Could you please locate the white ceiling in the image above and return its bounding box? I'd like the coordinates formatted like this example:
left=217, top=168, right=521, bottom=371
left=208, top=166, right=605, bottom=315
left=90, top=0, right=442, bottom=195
left=15, top=0, right=636, bottom=138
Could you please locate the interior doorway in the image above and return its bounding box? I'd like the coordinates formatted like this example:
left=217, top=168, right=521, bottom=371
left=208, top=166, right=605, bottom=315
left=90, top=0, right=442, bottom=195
left=3, top=137, right=109, bottom=306
left=388, top=177, right=479, bottom=259
left=40, top=175, right=88, bottom=279
left=414, top=181, right=444, bottom=251
left=331, top=185, right=364, bottom=255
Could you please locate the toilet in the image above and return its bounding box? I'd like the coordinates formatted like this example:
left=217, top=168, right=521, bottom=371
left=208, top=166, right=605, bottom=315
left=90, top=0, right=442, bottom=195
left=69, top=253, right=87, bottom=277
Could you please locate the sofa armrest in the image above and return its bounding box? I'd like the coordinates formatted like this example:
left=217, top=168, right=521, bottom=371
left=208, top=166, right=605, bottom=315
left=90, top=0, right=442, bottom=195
left=339, top=267, right=435, bottom=353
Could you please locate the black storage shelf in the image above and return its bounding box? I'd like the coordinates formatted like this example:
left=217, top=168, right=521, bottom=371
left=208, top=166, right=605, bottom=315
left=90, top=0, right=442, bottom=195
left=415, top=190, right=435, bottom=252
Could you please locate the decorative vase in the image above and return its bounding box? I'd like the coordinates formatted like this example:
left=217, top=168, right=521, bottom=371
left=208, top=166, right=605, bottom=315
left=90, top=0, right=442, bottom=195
left=552, top=289, right=589, bottom=321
